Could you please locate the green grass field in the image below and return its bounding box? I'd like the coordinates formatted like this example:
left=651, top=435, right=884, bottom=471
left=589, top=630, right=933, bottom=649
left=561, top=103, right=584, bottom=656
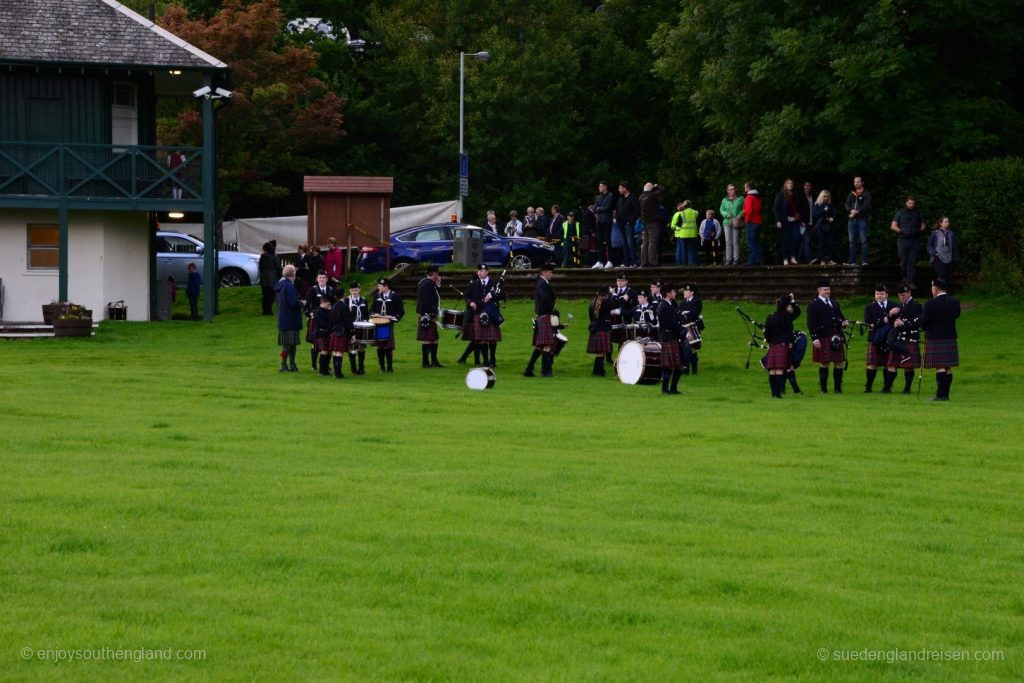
left=2, top=287, right=1022, bottom=680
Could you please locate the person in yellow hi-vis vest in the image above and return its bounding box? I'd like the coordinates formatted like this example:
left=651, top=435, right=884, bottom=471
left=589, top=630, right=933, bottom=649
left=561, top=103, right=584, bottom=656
left=671, top=200, right=699, bottom=265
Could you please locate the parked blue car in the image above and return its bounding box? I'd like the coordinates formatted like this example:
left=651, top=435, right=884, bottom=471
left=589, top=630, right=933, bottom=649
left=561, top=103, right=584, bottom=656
left=356, top=223, right=556, bottom=273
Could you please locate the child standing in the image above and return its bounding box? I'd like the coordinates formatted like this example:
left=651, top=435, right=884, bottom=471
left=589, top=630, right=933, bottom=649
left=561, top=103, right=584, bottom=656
left=699, top=210, right=722, bottom=265
left=186, top=263, right=201, bottom=321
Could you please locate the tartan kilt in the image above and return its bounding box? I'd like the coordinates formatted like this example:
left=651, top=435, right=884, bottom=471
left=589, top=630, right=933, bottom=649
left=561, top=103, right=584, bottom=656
left=763, top=342, right=793, bottom=371
left=277, top=328, right=301, bottom=346
left=924, top=338, right=959, bottom=368
left=812, top=332, right=846, bottom=364
left=416, top=318, right=439, bottom=342
left=305, top=317, right=316, bottom=343
left=866, top=342, right=887, bottom=366
left=533, top=315, right=556, bottom=349
left=472, top=315, right=502, bottom=342
left=461, top=316, right=474, bottom=339
left=587, top=330, right=611, bottom=355
left=329, top=332, right=350, bottom=353
left=887, top=342, right=920, bottom=369
left=660, top=339, right=683, bottom=369
left=314, top=336, right=332, bottom=353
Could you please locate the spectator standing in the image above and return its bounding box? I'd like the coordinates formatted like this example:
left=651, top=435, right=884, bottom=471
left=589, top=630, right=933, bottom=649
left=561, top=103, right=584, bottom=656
left=167, top=149, right=186, bottom=200
left=504, top=210, right=523, bottom=237
left=562, top=211, right=580, bottom=267
left=535, top=207, right=550, bottom=242
left=798, top=181, right=815, bottom=263
left=617, top=181, right=640, bottom=267
left=844, top=176, right=872, bottom=265
left=295, top=244, right=312, bottom=295
left=718, top=184, right=744, bottom=265
left=773, top=178, right=802, bottom=265
left=742, top=182, right=764, bottom=265
left=307, top=245, right=324, bottom=281
left=671, top=200, right=699, bottom=266
left=639, top=182, right=667, bottom=267
left=258, top=241, right=281, bottom=315
left=699, top=210, right=722, bottom=265
left=927, top=216, right=957, bottom=285
left=811, top=190, right=837, bottom=265
left=522, top=207, right=538, bottom=237
left=890, top=195, right=926, bottom=286
left=186, top=262, right=201, bottom=321
left=593, top=181, right=616, bottom=268
left=484, top=210, right=500, bottom=233
left=548, top=205, right=566, bottom=263
left=323, top=237, right=344, bottom=287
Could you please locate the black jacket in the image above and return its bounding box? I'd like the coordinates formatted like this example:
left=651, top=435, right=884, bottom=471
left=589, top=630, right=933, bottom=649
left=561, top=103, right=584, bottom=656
left=593, top=191, right=615, bottom=225
left=864, top=298, right=899, bottom=330
left=617, top=192, right=639, bottom=227
left=639, top=185, right=666, bottom=225
left=534, top=276, right=556, bottom=316
left=344, top=294, right=369, bottom=323
left=773, top=191, right=801, bottom=225
left=893, top=298, right=923, bottom=342
left=548, top=214, right=566, bottom=242
left=919, top=293, right=960, bottom=340
left=678, top=296, right=702, bottom=325
left=304, top=284, right=334, bottom=315
left=416, top=277, right=441, bottom=316
left=371, top=290, right=404, bottom=321
left=764, top=303, right=800, bottom=345
left=812, top=202, right=835, bottom=230
left=807, top=296, right=846, bottom=341
left=466, top=275, right=505, bottom=317
left=609, top=286, right=635, bottom=318
left=313, top=306, right=332, bottom=339
left=633, top=302, right=658, bottom=327
left=329, top=300, right=353, bottom=336
left=657, top=299, right=681, bottom=342
left=588, top=300, right=613, bottom=332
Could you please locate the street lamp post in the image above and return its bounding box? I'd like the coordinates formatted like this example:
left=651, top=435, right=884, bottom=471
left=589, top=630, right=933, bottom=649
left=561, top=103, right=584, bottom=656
left=458, top=50, right=490, bottom=222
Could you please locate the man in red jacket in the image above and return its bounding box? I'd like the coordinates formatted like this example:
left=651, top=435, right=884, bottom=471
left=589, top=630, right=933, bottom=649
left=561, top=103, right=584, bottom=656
left=742, top=181, right=763, bottom=265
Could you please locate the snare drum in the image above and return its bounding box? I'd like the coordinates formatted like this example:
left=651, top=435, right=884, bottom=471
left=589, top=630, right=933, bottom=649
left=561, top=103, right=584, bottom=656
left=623, top=324, right=642, bottom=342
left=616, top=340, right=662, bottom=385
left=683, top=322, right=702, bottom=350
left=465, top=366, right=496, bottom=390
left=441, top=308, right=465, bottom=330
left=353, top=321, right=375, bottom=345
left=370, top=315, right=391, bottom=326
left=554, top=332, right=568, bottom=356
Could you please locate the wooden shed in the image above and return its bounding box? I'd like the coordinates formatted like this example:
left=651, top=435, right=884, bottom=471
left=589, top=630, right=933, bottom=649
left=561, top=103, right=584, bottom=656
left=304, top=176, right=394, bottom=272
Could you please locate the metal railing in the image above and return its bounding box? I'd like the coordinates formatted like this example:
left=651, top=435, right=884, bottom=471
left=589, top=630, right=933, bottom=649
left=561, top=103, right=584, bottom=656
left=0, top=141, right=204, bottom=203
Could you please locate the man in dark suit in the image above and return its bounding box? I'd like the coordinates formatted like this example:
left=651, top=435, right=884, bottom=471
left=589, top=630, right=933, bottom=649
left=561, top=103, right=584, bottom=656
left=657, top=283, right=685, bottom=395
left=416, top=266, right=443, bottom=368
left=863, top=284, right=900, bottom=392
left=885, top=284, right=923, bottom=394
left=807, top=278, right=850, bottom=393
left=548, top=205, right=566, bottom=264
left=524, top=262, right=558, bottom=377
left=919, top=278, right=961, bottom=401
left=465, top=264, right=505, bottom=367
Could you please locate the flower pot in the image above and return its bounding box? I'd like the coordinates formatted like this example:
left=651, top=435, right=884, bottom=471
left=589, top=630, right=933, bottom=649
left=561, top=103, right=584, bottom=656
left=42, top=303, right=62, bottom=324
left=53, top=317, right=93, bottom=337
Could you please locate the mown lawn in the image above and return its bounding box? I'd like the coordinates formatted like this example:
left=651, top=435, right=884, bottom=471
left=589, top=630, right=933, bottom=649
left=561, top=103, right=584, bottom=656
left=1, top=287, right=1021, bottom=680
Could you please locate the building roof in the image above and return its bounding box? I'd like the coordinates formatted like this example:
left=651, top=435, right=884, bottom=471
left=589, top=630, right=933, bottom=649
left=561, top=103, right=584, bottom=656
left=304, top=177, right=395, bottom=194
left=0, top=0, right=227, bottom=70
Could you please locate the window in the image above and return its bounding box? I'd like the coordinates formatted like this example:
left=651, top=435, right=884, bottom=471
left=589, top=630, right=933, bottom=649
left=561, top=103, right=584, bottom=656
left=27, top=224, right=59, bottom=269
left=158, top=235, right=201, bottom=254
left=111, top=82, right=138, bottom=147
left=414, top=229, right=446, bottom=242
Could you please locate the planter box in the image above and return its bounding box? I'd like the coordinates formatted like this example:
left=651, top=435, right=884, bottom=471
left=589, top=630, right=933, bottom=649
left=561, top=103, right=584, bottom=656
left=53, top=316, right=93, bottom=337
left=42, top=303, right=62, bottom=324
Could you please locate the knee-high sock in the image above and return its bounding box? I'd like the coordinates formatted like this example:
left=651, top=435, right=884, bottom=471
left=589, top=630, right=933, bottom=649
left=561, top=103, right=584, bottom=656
left=386, top=349, right=393, bottom=371
left=662, top=369, right=671, bottom=392
left=488, top=342, right=497, bottom=366
left=421, top=345, right=431, bottom=367
left=311, top=346, right=318, bottom=369
left=865, top=368, right=877, bottom=391
left=541, top=351, right=553, bottom=376
left=832, top=367, right=843, bottom=392
left=430, top=344, right=440, bottom=365
left=787, top=370, right=800, bottom=393
left=818, top=367, right=829, bottom=392
left=670, top=368, right=683, bottom=392
left=882, top=369, right=896, bottom=392
left=377, top=347, right=386, bottom=369
left=903, top=370, right=914, bottom=393
left=333, top=355, right=343, bottom=378
left=287, top=346, right=297, bottom=365
left=525, top=349, right=541, bottom=373
left=348, top=352, right=358, bottom=373
left=593, top=356, right=605, bottom=375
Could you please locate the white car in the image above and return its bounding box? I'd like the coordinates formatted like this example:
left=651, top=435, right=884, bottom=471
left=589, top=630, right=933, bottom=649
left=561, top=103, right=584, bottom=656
left=155, top=231, right=261, bottom=287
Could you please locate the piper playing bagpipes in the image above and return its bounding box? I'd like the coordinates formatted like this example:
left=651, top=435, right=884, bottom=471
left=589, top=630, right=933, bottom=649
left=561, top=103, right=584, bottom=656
left=883, top=284, right=922, bottom=394
left=416, top=266, right=443, bottom=369
left=762, top=293, right=801, bottom=398
left=524, top=262, right=558, bottom=378
left=465, top=264, right=506, bottom=368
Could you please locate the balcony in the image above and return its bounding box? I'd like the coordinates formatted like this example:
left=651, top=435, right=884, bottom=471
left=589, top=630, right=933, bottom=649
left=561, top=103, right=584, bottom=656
left=0, top=141, right=204, bottom=211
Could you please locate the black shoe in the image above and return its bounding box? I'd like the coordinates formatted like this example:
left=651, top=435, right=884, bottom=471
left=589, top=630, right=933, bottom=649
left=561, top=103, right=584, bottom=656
left=431, top=362, right=444, bottom=368
left=930, top=396, right=948, bottom=402
left=457, top=357, right=467, bottom=364
left=523, top=369, right=535, bottom=377
left=279, top=363, right=288, bottom=373
left=864, top=387, right=872, bottom=393
left=288, top=364, right=299, bottom=372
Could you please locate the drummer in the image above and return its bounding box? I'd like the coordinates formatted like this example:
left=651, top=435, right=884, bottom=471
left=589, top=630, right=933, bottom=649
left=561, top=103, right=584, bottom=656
left=371, top=277, right=404, bottom=373
left=678, top=283, right=703, bottom=375
left=344, top=280, right=368, bottom=375
left=609, top=272, right=635, bottom=320
left=633, top=289, right=658, bottom=337
left=327, top=293, right=352, bottom=379
left=416, top=265, right=443, bottom=369
left=524, top=261, right=558, bottom=377
left=587, top=287, right=614, bottom=376
left=650, top=279, right=664, bottom=304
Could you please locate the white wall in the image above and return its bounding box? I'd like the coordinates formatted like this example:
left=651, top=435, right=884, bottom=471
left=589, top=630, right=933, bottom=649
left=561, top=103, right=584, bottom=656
left=0, top=209, right=150, bottom=322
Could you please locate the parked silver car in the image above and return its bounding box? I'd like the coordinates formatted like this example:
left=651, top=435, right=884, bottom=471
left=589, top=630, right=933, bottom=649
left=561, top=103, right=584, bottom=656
left=155, top=231, right=260, bottom=287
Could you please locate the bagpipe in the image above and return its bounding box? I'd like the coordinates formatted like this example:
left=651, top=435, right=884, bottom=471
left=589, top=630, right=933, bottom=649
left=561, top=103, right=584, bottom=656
left=479, top=268, right=507, bottom=328
left=737, top=306, right=807, bottom=370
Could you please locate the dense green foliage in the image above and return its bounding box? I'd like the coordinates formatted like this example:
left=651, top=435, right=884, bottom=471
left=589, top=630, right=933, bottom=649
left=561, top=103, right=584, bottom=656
left=2, top=289, right=1022, bottom=678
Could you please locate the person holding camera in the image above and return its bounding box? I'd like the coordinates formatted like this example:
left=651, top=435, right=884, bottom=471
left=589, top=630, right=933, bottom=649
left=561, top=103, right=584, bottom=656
left=763, top=293, right=801, bottom=398
left=807, top=278, right=850, bottom=393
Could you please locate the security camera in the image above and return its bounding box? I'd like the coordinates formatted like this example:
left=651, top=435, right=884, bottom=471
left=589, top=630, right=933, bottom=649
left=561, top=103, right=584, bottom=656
left=214, top=87, right=233, bottom=99
left=192, top=85, right=211, bottom=98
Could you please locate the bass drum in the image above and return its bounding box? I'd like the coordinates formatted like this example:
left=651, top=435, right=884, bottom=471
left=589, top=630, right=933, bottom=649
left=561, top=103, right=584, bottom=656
left=616, top=340, right=662, bottom=385
left=465, top=367, right=496, bottom=391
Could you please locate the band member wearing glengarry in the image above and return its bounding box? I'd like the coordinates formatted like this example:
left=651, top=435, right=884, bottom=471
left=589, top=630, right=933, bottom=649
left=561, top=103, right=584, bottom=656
left=344, top=280, right=368, bottom=375
left=763, top=293, right=801, bottom=398
left=863, top=283, right=899, bottom=393
left=610, top=272, right=635, bottom=319
left=304, top=271, right=334, bottom=370
left=371, top=277, right=404, bottom=373
left=884, top=283, right=922, bottom=394
left=328, top=292, right=352, bottom=379
left=587, top=287, right=613, bottom=376
left=416, top=266, right=444, bottom=369
left=456, top=272, right=480, bottom=365
left=650, top=279, right=664, bottom=304
left=656, top=283, right=685, bottom=395
left=919, top=277, right=960, bottom=401
left=678, top=283, right=703, bottom=375
left=807, top=278, right=850, bottom=393
left=524, top=262, right=557, bottom=377
left=314, top=294, right=335, bottom=376
left=465, top=263, right=505, bottom=368
left=633, top=289, right=657, bottom=335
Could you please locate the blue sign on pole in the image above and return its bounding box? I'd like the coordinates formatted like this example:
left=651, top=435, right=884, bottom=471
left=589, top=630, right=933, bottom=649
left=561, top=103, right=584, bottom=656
left=459, top=153, right=469, bottom=178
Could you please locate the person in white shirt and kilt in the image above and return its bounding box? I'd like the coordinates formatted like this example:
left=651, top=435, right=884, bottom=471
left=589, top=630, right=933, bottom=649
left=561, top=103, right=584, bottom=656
left=371, top=278, right=404, bottom=373
left=587, top=287, right=613, bottom=376
left=807, top=278, right=850, bottom=393
left=465, top=264, right=505, bottom=368
left=763, top=293, right=801, bottom=398
left=524, top=262, right=558, bottom=377
left=342, top=281, right=369, bottom=375
left=863, top=283, right=899, bottom=392
left=303, top=271, right=334, bottom=370
left=416, top=266, right=444, bottom=368
left=919, top=277, right=961, bottom=401
left=884, top=284, right=922, bottom=394
left=656, top=283, right=685, bottom=395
